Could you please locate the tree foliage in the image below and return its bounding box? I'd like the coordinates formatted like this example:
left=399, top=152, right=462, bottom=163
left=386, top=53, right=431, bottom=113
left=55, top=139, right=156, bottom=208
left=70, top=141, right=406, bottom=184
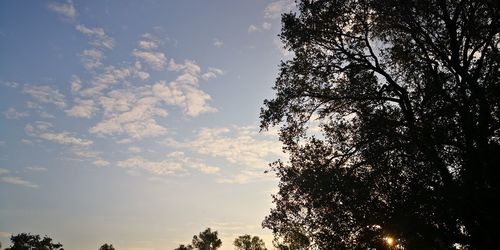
left=174, top=244, right=193, bottom=250
left=99, top=243, right=116, bottom=250
left=191, top=228, right=222, bottom=250
left=233, top=234, right=267, bottom=250
left=261, top=0, right=499, bottom=249
left=5, top=233, right=64, bottom=250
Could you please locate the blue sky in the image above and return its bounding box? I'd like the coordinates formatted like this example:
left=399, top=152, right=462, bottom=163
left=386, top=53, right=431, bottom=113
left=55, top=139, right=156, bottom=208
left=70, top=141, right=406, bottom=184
left=0, top=1, right=295, bottom=249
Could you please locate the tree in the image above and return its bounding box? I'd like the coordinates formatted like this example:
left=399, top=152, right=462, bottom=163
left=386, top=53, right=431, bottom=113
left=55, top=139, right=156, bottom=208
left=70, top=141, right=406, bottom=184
left=261, top=0, right=499, bottom=249
left=99, top=243, right=116, bottom=250
left=174, top=244, right=193, bottom=250
left=5, top=233, right=64, bottom=250
left=191, top=228, right=222, bottom=250
left=233, top=234, right=267, bottom=250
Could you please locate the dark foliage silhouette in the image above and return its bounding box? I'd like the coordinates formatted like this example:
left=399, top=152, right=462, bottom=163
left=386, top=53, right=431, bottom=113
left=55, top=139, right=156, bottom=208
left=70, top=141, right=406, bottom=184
left=233, top=234, right=267, bottom=250
left=261, top=0, right=499, bottom=248
left=175, top=228, right=222, bottom=250
left=99, top=243, right=116, bottom=250
left=5, top=233, right=64, bottom=250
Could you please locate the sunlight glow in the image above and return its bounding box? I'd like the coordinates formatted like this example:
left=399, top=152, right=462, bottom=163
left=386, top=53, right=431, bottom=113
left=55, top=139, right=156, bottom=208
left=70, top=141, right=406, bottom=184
left=384, top=236, right=395, bottom=246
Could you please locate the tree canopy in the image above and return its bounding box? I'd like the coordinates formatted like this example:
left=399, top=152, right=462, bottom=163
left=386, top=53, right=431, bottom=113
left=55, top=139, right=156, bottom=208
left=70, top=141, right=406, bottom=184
left=233, top=234, right=267, bottom=250
left=261, top=0, right=499, bottom=249
left=175, top=228, right=222, bottom=250
left=5, top=233, right=64, bottom=250
left=99, top=243, right=116, bottom=250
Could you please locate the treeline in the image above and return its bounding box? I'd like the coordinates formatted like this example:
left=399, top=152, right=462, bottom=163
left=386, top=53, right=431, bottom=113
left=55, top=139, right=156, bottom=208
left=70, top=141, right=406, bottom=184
left=0, top=227, right=305, bottom=250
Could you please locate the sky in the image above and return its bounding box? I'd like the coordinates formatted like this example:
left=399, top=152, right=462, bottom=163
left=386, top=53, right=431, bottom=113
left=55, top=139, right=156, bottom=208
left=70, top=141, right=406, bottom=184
left=0, top=1, right=296, bottom=249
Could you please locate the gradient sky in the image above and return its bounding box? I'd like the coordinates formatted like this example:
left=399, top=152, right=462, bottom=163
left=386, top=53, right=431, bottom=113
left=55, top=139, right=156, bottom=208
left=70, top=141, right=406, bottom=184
left=0, top=1, right=296, bottom=249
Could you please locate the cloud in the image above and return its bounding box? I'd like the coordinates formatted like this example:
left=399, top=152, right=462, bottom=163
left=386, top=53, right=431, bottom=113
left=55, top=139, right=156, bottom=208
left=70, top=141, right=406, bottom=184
left=262, top=22, right=272, bottom=30
left=248, top=24, right=260, bottom=33
left=90, top=88, right=168, bottom=139
left=264, top=0, right=295, bottom=19
left=26, top=166, right=48, bottom=171
left=76, top=24, right=115, bottom=49
left=201, top=67, right=224, bottom=81
left=71, top=75, right=82, bottom=93
left=138, top=33, right=160, bottom=50
left=92, top=159, right=110, bottom=167
left=0, top=231, right=11, bottom=238
left=117, top=152, right=219, bottom=176
left=132, top=50, right=167, bottom=70
left=167, top=126, right=284, bottom=170
left=65, top=98, right=96, bottom=118
left=1, top=176, right=39, bottom=188
left=2, top=80, right=20, bottom=88
left=25, top=121, right=93, bottom=147
left=3, top=107, right=29, bottom=119
left=217, top=170, right=273, bottom=184
left=23, top=85, right=66, bottom=108
left=80, top=49, right=104, bottom=70
left=213, top=38, right=223, bottom=48
left=128, top=146, right=142, bottom=153
left=47, top=0, right=77, bottom=20
left=153, top=80, right=217, bottom=117
left=0, top=168, right=9, bottom=175
left=274, top=37, right=295, bottom=59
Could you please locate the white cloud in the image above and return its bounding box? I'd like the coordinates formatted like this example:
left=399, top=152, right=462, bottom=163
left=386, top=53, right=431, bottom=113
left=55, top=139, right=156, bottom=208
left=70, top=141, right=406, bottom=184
left=91, top=89, right=168, bottom=139
left=128, top=146, right=142, bottom=153
left=3, top=107, right=29, bottom=119
left=25, top=121, right=93, bottom=147
left=92, top=159, right=110, bottom=167
left=23, top=85, right=66, bottom=108
left=167, top=126, right=284, bottom=170
left=213, top=38, right=223, bottom=48
left=47, top=0, right=77, bottom=20
left=26, top=166, right=48, bottom=171
left=80, top=49, right=104, bottom=70
left=1, top=176, right=39, bottom=188
left=71, top=75, right=82, bottom=93
left=153, top=80, right=217, bottom=117
left=117, top=156, right=186, bottom=176
left=262, top=22, right=272, bottom=30
left=201, top=67, right=224, bottom=81
left=217, top=170, right=273, bottom=184
left=0, top=168, right=9, bottom=175
left=138, top=33, right=160, bottom=50
left=76, top=24, right=115, bottom=49
left=132, top=50, right=167, bottom=70
left=2, top=81, right=20, bottom=88
left=264, top=0, right=295, bottom=19
left=248, top=24, right=260, bottom=33
left=65, top=98, right=95, bottom=118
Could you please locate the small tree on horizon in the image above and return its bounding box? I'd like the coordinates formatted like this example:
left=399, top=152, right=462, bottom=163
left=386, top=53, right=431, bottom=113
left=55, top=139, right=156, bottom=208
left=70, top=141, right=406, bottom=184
left=233, top=234, right=267, bottom=250
left=99, top=243, right=116, bottom=250
left=191, top=228, right=222, bottom=250
left=5, top=233, right=64, bottom=250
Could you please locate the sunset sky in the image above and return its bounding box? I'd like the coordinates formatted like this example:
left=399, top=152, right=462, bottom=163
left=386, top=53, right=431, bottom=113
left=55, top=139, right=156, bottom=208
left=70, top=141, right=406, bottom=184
left=0, top=1, right=295, bottom=249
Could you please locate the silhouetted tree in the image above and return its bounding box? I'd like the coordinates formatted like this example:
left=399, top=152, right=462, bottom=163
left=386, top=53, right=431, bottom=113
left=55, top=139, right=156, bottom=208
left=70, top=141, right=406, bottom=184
left=5, top=233, right=64, bottom=250
left=99, top=243, right=115, bottom=250
left=174, top=244, right=193, bottom=250
left=191, top=228, right=222, bottom=250
left=261, top=0, right=499, bottom=249
left=272, top=230, right=309, bottom=250
left=233, top=234, right=267, bottom=250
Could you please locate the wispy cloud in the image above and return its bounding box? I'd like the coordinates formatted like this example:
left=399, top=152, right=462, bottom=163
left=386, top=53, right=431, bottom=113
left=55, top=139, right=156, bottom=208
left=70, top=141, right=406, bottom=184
left=201, top=67, right=224, bottom=81
left=65, top=98, right=96, bottom=118
left=213, top=38, right=223, bottom=48
left=1, top=176, right=39, bottom=188
left=3, top=107, right=29, bottom=119
left=25, top=121, right=93, bottom=147
left=80, top=49, right=104, bottom=70
left=248, top=24, right=260, bottom=33
left=264, top=0, right=295, bottom=19
left=47, top=0, right=77, bottom=20
left=23, top=85, right=66, bottom=108
left=26, top=166, right=48, bottom=171
left=0, top=168, right=10, bottom=175
left=76, top=24, right=115, bottom=49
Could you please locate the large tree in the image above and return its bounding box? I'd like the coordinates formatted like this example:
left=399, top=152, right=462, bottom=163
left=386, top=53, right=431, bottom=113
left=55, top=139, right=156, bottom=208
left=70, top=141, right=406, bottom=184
left=99, top=243, right=116, bottom=250
left=5, top=233, right=64, bottom=250
left=261, top=0, right=499, bottom=249
left=233, top=234, right=267, bottom=250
